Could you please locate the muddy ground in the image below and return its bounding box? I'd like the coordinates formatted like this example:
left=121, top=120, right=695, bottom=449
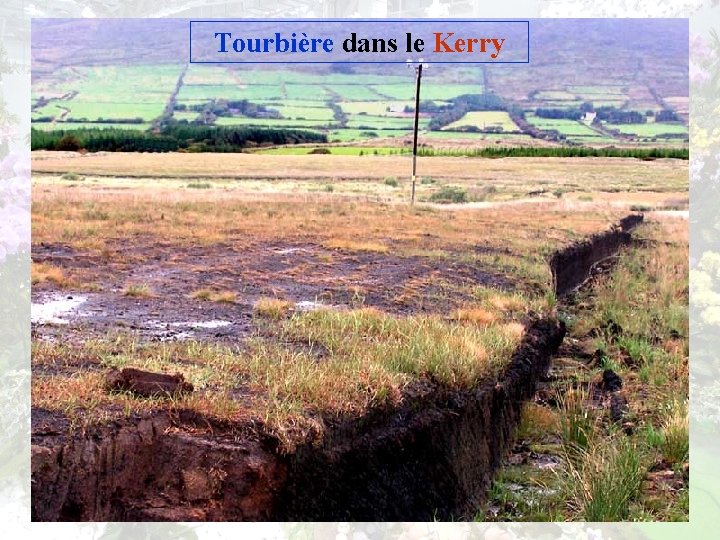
left=32, top=238, right=514, bottom=344
left=30, top=218, right=644, bottom=521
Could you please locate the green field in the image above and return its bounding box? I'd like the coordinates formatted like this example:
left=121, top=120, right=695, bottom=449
left=173, top=111, right=200, bottom=122
left=443, top=111, right=519, bottom=132
left=31, top=122, right=153, bottom=131
left=31, top=65, right=687, bottom=147
left=326, top=84, right=385, bottom=101
left=534, top=90, right=577, bottom=100
left=65, top=102, right=164, bottom=121
left=34, top=65, right=183, bottom=122
left=567, top=135, right=623, bottom=144
left=525, top=113, right=600, bottom=136
left=372, top=83, right=483, bottom=101
left=254, top=146, right=410, bottom=156
left=326, top=129, right=409, bottom=142
left=603, top=122, right=688, bottom=137
left=567, top=85, right=626, bottom=95
left=214, top=117, right=331, bottom=128
left=178, top=84, right=286, bottom=102
left=346, top=115, right=428, bottom=130
left=272, top=105, right=335, bottom=121
left=285, top=84, right=331, bottom=101
left=340, top=101, right=418, bottom=116
left=32, top=103, right=68, bottom=120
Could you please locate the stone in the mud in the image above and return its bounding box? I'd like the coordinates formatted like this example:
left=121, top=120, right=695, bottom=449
left=609, top=393, right=629, bottom=423
left=105, top=367, right=193, bottom=397
left=601, top=369, right=623, bottom=392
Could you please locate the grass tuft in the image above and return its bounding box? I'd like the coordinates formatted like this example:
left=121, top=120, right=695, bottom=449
left=564, top=437, right=645, bottom=521
left=451, top=306, right=497, bottom=326
left=190, top=288, right=237, bottom=303
left=32, top=262, right=73, bottom=287
left=557, top=385, right=598, bottom=455
left=254, top=297, right=295, bottom=320
left=660, top=399, right=689, bottom=464
left=123, top=283, right=154, bottom=298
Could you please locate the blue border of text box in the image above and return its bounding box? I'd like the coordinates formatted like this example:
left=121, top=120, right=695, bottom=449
left=189, top=19, right=530, bottom=64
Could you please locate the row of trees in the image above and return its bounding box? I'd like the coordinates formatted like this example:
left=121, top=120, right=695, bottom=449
left=535, top=108, right=585, bottom=120
left=176, top=99, right=282, bottom=119
left=428, top=93, right=507, bottom=131
left=31, top=125, right=327, bottom=153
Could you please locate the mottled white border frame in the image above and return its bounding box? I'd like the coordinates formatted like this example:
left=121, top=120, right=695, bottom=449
left=3, top=0, right=713, bottom=537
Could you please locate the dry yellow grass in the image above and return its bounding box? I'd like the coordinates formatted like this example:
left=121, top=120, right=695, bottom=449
left=488, top=294, right=527, bottom=312
left=32, top=181, right=630, bottom=296
left=190, top=288, right=237, bottom=303
left=518, top=402, right=560, bottom=440
left=324, top=239, right=389, bottom=253
left=31, top=152, right=686, bottom=192
left=122, top=283, right=154, bottom=298
left=30, top=152, right=687, bottom=447
left=32, top=262, right=73, bottom=287
left=451, top=307, right=497, bottom=326
left=254, top=297, right=294, bottom=320
left=32, top=305, right=523, bottom=446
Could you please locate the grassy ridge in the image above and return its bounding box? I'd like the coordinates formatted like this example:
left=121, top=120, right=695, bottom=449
left=418, top=146, right=688, bottom=160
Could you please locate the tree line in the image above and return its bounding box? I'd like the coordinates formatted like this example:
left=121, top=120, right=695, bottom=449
left=31, top=124, right=327, bottom=153
left=428, top=93, right=508, bottom=130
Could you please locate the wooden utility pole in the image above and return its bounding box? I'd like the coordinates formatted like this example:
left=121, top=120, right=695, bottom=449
left=411, top=63, right=423, bottom=206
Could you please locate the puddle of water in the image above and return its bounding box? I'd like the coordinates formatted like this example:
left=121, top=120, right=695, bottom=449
left=295, top=300, right=328, bottom=312
left=533, top=454, right=561, bottom=470
left=169, top=320, right=232, bottom=329
left=31, top=295, right=87, bottom=325
left=273, top=247, right=304, bottom=255
left=155, top=331, right=194, bottom=342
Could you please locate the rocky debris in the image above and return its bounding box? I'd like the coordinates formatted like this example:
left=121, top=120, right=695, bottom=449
left=600, top=369, right=623, bottom=392
left=593, top=369, right=629, bottom=423
left=609, top=393, right=629, bottom=423
left=105, top=367, right=193, bottom=397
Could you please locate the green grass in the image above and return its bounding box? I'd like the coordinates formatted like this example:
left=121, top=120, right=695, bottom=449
left=65, top=102, right=163, bottom=121
left=272, top=105, right=335, bottom=121
left=36, top=64, right=184, bottom=122
left=565, top=437, right=645, bottom=521
left=253, top=146, right=409, bottom=156
left=346, top=115, right=427, bottom=130
left=339, top=100, right=418, bottom=116
left=285, top=84, right=331, bottom=100
left=371, top=83, right=482, bottom=100
left=32, top=122, right=152, bottom=131
left=603, top=122, right=688, bottom=137
left=33, top=306, right=523, bottom=446
left=326, top=128, right=409, bottom=142
left=421, top=131, right=533, bottom=142
left=480, top=222, right=688, bottom=522
left=534, top=90, right=578, bottom=100
left=32, top=102, right=68, bottom=119
left=178, top=84, right=286, bottom=101
left=213, top=117, right=330, bottom=127
left=567, top=85, right=626, bottom=95
left=427, top=185, right=468, bottom=204
left=173, top=111, right=200, bottom=122
left=325, top=84, right=385, bottom=101
left=525, top=113, right=601, bottom=136
left=442, top=111, right=519, bottom=132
